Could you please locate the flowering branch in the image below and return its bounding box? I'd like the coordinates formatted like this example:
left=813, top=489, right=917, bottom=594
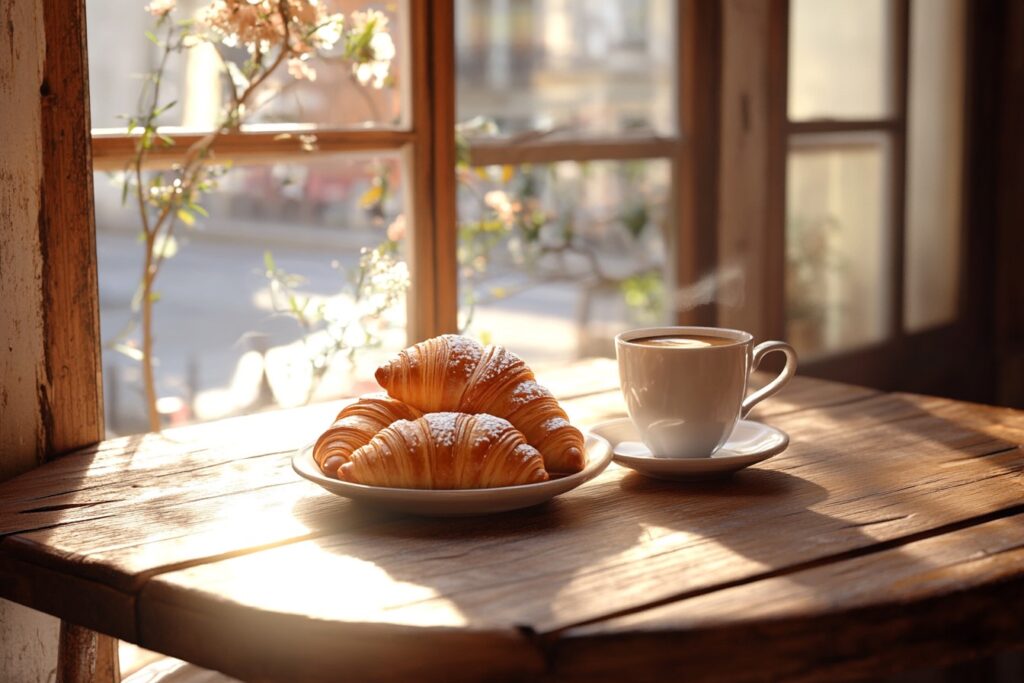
left=119, top=1, right=398, bottom=432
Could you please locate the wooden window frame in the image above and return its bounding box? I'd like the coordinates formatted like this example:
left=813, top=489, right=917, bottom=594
left=89, top=0, right=457, bottom=344
left=764, top=0, right=978, bottom=393
left=87, top=0, right=721, bottom=356
left=767, top=0, right=911, bottom=349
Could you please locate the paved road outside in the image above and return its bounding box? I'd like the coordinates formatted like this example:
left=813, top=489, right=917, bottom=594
left=96, top=229, right=628, bottom=434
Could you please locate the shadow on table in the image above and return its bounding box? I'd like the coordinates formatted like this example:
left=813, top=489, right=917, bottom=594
left=284, top=392, right=1023, bottom=641
left=287, top=465, right=921, bottom=636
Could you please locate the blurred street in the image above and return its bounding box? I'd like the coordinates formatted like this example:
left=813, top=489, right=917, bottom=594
left=96, top=228, right=592, bottom=434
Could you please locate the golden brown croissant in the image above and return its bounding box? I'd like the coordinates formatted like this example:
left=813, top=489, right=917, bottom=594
left=375, top=335, right=586, bottom=474
left=339, top=412, right=549, bottom=489
left=313, top=394, right=422, bottom=477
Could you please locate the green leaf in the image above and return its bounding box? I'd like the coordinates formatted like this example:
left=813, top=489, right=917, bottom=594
left=145, top=30, right=160, bottom=45
left=158, top=133, right=175, bottom=146
left=153, top=100, right=177, bottom=117
left=176, top=208, right=195, bottom=226
left=263, top=250, right=277, bottom=273
left=149, top=291, right=162, bottom=303
left=189, top=203, right=209, bottom=217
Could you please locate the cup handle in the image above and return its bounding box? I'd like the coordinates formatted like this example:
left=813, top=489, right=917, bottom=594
left=741, top=341, right=798, bottom=418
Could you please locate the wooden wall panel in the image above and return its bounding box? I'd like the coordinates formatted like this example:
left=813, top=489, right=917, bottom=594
left=0, top=0, right=103, bottom=483
left=2, top=1, right=113, bottom=679
left=1, top=0, right=49, bottom=481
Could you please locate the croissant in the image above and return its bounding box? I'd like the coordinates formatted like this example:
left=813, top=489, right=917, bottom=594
left=313, top=394, right=422, bottom=477
left=375, top=335, right=586, bottom=474
left=339, top=412, right=549, bottom=489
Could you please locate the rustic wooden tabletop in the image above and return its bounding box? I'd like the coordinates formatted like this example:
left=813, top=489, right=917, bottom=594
left=1, top=359, right=1022, bottom=682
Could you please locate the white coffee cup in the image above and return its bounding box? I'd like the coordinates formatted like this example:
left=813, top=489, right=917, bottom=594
left=615, top=326, right=797, bottom=458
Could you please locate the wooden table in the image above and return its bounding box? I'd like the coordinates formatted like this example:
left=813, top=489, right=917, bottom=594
left=1, top=359, right=1023, bottom=682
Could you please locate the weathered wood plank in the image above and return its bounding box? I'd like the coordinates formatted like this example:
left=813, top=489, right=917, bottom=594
left=0, top=0, right=48, bottom=482
left=0, top=553, right=135, bottom=640
left=894, top=391, right=1024, bottom=444
left=130, top=394, right=1022, bottom=682
left=552, top=514, right=1024, bottom=682
left=138, top=597, right=543, bottom=683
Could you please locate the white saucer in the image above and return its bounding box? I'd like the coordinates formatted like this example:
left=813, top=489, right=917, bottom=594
left=292, top=434, right=613, bottom=517
left=590, top=418, right=789, bottom=481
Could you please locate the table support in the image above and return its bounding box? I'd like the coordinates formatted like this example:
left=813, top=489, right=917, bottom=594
left=57, top=622, right=120, bottom=683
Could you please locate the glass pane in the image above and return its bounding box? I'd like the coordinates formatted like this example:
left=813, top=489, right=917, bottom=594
left=457, top=159, right=671, bottom=368
left=455, top=0, right=675, bottom=137
left=786, top=136, right=891, bottom=358
left=87, top=0, right=404, bottom=131
left=788, top=0, right=892, bottom=121
left=94, top=153, right=408, bottom=434
left=904, top=0, right=965, bottom=331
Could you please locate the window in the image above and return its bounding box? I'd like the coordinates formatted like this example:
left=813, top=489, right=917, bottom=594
left=84, top=0, right=974, bottom=433
left=781, top=0, right=967, bottom=362
left=87, top=0, right=705, bottom=434
left=88, top=0, right=454, bottom=433
left=455, top=0, right=678, bottom=363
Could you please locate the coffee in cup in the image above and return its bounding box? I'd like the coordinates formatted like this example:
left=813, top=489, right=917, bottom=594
left=629, top=334, right=735, bottom=349
left=616, top=326, right=797, bottom=458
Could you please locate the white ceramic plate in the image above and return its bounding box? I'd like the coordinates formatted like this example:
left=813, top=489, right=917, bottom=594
left=292, top=434, right=613, bottom=517
left=590, top=417, right=788, bottom=481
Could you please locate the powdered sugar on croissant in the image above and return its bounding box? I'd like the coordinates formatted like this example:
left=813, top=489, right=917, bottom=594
left=313, top=393, right=422, bottom=478
left=374, top=335, right=586, bottom=474
left=339, top=412, right=549, bottom=489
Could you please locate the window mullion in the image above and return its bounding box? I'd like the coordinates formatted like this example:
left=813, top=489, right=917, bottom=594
left=91, top=129, right=415, bottom=171
left=406, top=0, right=457, bottom=342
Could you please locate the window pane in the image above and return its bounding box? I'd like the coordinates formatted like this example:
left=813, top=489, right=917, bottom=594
left=95, top=154, right=407, bottom=434
left=786, top=137, right=891, bottom=358
left=904, top=0, right=965, bottom=331
left=456, top=0, right=675, bottom=137
left=457, top=159, right=670, bottom=368
left=788, top=0, right=892, bottom=121
left=87, top=0, right=404, bottom=132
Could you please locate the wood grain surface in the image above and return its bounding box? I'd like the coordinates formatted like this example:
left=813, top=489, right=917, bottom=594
left=553, top=514, right=1024, bottom=682
left=0, top=364, right=1022, bottom=682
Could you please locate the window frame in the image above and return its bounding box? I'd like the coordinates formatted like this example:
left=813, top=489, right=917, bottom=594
left=88, top=0, right=457, bottom=343
left=765, top=0, right=978, bottom=391
left=87, top=0, right=719, bottom=362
